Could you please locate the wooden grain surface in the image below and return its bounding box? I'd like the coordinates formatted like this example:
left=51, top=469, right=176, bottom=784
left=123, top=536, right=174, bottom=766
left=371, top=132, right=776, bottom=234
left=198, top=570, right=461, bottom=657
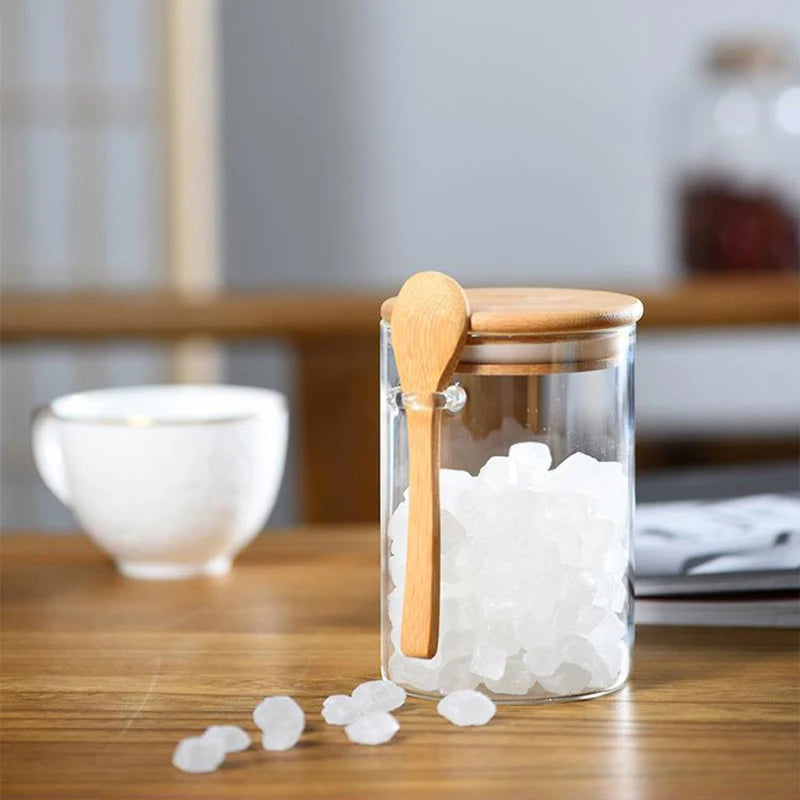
left=2, top=529, right=798, bottom=800
left=2, top=277, right=798, bottom=341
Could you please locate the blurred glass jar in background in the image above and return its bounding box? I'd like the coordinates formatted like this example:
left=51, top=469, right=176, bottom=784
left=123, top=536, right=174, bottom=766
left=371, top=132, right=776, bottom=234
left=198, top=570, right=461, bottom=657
left=676, top=36, right=800, bottom=275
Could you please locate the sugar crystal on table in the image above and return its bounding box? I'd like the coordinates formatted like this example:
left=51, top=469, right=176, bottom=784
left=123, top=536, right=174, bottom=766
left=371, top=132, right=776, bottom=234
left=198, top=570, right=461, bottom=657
left=261, top=727, right=302, bottom=752
left=322, top=694, right=361, bottom=726
left=345, top=712, right=399, bottom=745
left=253, top=695, right=305, bottom=751
left=437, top=690, right=496, bottom=726
left=172, top=735, right=226, bottom=773
left=351, top=680, right=407, bottom=713
left=385, top=441, right=630, bottom=698
left=202, top=725, right=251, bottom=753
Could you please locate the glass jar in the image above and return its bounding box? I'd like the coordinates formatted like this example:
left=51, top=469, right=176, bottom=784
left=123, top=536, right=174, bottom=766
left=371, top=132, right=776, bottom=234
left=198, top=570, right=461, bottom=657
left=675, top=35, right=800, bottom=274
left=380, top=283, right=643, bottom=702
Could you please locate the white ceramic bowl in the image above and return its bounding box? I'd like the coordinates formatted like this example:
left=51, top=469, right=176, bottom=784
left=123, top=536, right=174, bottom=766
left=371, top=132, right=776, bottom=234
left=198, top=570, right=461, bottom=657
left=32, top=385, right=288, bottom=579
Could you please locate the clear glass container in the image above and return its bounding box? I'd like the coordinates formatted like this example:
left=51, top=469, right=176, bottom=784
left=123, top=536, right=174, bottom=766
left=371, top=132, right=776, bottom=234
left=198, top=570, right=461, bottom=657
left=675, top=35, right=800, bottom=274
left=380, top=286, right=642, bottom=703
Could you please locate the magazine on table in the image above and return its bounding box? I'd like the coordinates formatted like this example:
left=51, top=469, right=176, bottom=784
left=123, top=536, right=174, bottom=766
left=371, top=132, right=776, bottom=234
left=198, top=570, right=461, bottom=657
left=633, top=493, right=799, bottom=628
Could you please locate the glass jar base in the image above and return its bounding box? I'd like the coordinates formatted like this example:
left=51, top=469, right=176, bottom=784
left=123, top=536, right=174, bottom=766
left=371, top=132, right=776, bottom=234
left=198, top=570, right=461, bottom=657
left=384, top=672, right=629, bottom=705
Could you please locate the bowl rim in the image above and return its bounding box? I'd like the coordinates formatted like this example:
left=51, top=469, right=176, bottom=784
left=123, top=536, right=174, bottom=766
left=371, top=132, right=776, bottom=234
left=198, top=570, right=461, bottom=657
left=37, top=384, right=289, bottom=427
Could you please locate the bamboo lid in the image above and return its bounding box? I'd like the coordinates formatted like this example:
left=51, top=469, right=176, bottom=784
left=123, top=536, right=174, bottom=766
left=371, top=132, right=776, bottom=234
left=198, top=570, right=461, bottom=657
left=381, top=287, right=644, bottom=336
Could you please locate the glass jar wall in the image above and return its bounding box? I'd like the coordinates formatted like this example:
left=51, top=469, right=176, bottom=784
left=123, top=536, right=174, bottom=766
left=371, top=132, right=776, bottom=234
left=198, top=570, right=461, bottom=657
left=380, top=322, right=636, bottom=703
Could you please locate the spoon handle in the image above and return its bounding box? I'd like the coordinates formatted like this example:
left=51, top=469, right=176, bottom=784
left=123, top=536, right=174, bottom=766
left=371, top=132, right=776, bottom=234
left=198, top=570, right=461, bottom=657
left=400, top=402, right=441, bottom=658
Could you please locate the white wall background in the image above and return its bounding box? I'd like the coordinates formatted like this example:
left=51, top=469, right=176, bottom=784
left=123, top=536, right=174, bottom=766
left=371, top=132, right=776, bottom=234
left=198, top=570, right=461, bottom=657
left=220, top=0, right=800, bottom=289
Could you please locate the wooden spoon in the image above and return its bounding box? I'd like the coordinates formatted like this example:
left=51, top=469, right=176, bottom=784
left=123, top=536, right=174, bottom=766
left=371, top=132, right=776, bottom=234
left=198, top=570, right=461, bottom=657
left=391, top=271, right=470, bottom=658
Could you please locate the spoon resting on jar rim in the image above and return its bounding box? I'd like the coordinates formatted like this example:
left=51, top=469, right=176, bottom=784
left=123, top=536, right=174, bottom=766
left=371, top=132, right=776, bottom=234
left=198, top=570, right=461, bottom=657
left=390, top=271, right=469, bottom=658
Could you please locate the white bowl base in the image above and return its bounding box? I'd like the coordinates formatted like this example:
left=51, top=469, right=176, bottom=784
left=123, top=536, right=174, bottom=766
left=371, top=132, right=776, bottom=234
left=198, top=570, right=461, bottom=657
left=116, top=555, right=232, bottom=580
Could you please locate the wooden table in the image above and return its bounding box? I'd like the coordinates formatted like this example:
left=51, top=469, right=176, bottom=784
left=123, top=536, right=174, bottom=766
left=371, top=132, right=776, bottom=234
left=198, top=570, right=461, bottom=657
left=2, top=529, right=798, bottom=800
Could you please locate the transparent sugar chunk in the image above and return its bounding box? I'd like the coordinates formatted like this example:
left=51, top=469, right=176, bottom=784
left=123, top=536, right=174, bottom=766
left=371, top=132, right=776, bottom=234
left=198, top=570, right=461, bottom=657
left=551, top=451, right=601, bottom=482
left=594, top=574, right=629, bottom=614
left=602, top=543, right=629, bottom=574
left=387, top=587, right=404, bottom=627
left=388, top=501, right=409, bottom=559
left=261, top=727, right=302, bottom=752
left=593, top=641, right=625, bottom=685
left=389, top=505, right=465, bottom=566
left=437, top=659, right=480, bottom=694
left=512, top=616, right=556, bottom=649
left=441, top=595, right=480, bottom=634
left=440, top=510, right=467, bottom=554
left=508, top=441, right=552, bottom=475
left=591, top=462, right=628, bottom=520
left=253, top=695, right=305, bottom=733
left=202, top=725, right=251, bottom=753
left=580, top=519, right=619, bottom=564
left=492, top=490, right=543, bottom=539
left=522, top=645, right=563, bottom=678
left=440, top=630, right=478, bottom=662
left=575, top=604, right=610, bottom=635
left=559, top=634, right=597, bottom=668
left=538, top=663, right=591, bottom=695
left=513, top=617, right=557, bottom=650
left=469, top=642, right=506, bottom=681
left=439, top=469, right=477, bottom=513
left=552, top=525, right=582, bottom=565
left=480, top=592, right=522, bottom=622
left=172, top=735, right=226, bottom=773
left=563, top=574, right=598, bottom=606
left=585, top=640, right=622, bottom=687
left=551, top=453, right=628, bottom=521
left=477, top=456, right=521, bottom=490
left=388, top=554, right=406, bottom=587
left=523, top=574, right=562, bottom=622
left=253, top=695, right=305, bottom=751
left=482, top=621, right=520, bottom=656
left=477, top=561, right=520, bottom=597
left=552, top=598, right=581, bottom=634
left=523, top=537, right=562, bottom=576
left=453, top=548, right=482, bottom=584
left=345, top=711, right=399, bottom=745
left=540, top=492, right=597, bottom=525
left=388, top=652, right=441, bottom=691
left=351, top=680, right=406, bottom=713
left=456, top=483, right=497, bottom=536
left=484, top=655, right=534, bottom=695
left=587, top=610, right=626, bottom=648
left=437, top=690, right=497, bottom=726
left=322, top=694, right=362, bottom=726
left=441, top=579, right=472, bottom=600
left=440, top=550, right=462, bottom=584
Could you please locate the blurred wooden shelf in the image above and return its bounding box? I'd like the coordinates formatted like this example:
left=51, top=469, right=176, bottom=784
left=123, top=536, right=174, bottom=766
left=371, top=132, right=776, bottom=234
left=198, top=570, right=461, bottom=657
left=3, top=276, right=797, bottom=525
left=2, top=277, right=798, bottom=341
left=0, top=290, right=382, bottom=342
